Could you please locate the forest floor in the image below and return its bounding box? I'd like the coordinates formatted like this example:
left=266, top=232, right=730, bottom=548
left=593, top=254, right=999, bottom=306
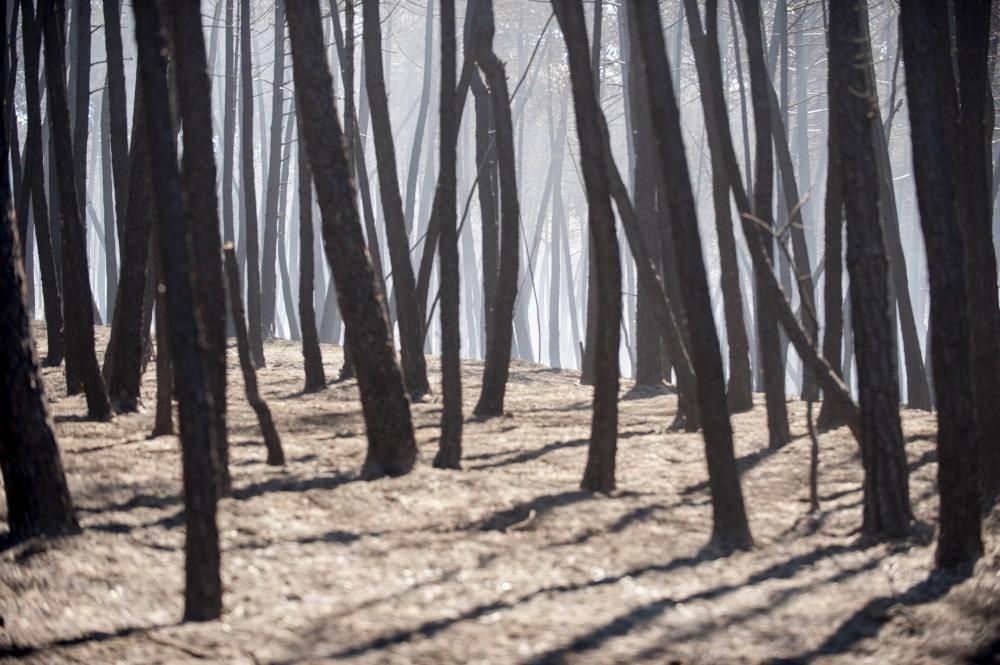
left=2, top=325, right=1000, bottom=664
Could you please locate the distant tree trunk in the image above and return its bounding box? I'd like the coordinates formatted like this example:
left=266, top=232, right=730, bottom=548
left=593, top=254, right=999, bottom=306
left=404, top=0, right=434, bottom=240
left=133, top=1, right=223, bottom=621
left=40, top=0, right=111, bottom=421
left=286, top=0, right=417, bottom=480
left=0, top=58, right=79, bottom=539
left=553, top=0, right=621, bottom=494
left=224, top=246, right=285, bottom=465
left=899, top=0, right=982, bottom=567
left=103, top=86, right=151, bottom=412
left=472, top=0, right=521, bottom=418
left=548, top=99, right=567, bottom=369
left=297, top=122, right=326, bottom=393
left=100, top=86, right=118, bottom=322
left=362, top=0, right=430, bottom=400
left=168, top=0, right=232, bottom=498
left=738, top=0, right=790, bottom=449
left=222, top=0, right=236, bottom=257
left=633, top=0, right=753, bottom=551
left=954, top=0, right=1000, bottom=501
left=830, top=0, right=912, bottom=541
left=261, top=0, right=286, bottom=339
left=71, top=0, right=90, bottom=224
left=276, top=114, right=300, bottom=342
left=19, top=0, right=63, bottom=367
left=240, top=0, right=264, bottom=367
left=683, top=0, right=753, bottom=413
left=434, top=0, right=462, bottom=470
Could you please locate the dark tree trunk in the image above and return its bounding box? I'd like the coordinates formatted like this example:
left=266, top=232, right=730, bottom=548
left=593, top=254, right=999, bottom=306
left=102, top=0, right=128, bottom=242
left=633, top=0, right=753, bottom=551
left=151, top=236, right=174, bottom=439
left=40, top=0, right=111, bottom=421
left=261, top=0, right=286, bottom=339
left=472, top=0, right=521, bottom=418
left=899, top=0, right=982, bottom=567
left=403, top=0, right=434, bottom=239
left=286, top=0, right=417, bottom=480
left=361, top=0, right=429, bottom=400
left=71, top=0, right=90, bottom=225
left=224, top=246, right=285, bottom=465
left=168, top=0, right=232, bottom=498
left=133, top=1, right=223, bottom=621
left=241, top=0, right=265, bottom=367
left=954, top=0, right=1000, bottom=501
left=100, top=86, right=118, bottom=322
left=434, top=0, right=462, bottom=470
left=0, top=45, right=79, bottom=540
left=19, top=0, right=63, bottom=367
left=830, top=0, right=913, bottom=541
left=738, top=0, right=789, bottom=450
left=471, top=71, right=499, bottom=355
left=103, top=86, right=152, bottom=412
left=683, top=0, right=753, bottom=413
left=553, top=0, right=621, bottom=494
left=296, top=120, right=326, bottom=393
left=222, top=0, right=236, bottom=254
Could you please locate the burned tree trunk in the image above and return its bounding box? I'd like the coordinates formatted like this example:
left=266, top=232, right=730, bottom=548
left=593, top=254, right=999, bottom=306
left=633, top=0, right=752, bottom=551
left=71, top=0, right=90, bottom=223
left=133, top=1, right=222, bottom=621
left=473, top=0, right=521, bottom=418
left=0, top=56, right=79, bottom=539
left=168, top=0, right=232, bottom=498
left=830, top=0, right=912, bottom=541
left=241, top=0, right=265, bottom=367
left=224, top=246, right=285, bottom=465
left=553, top=0, right=622, bottom=494
left=102, top=0, right=128, bottom=241
left=434, top=0, right=462, bottom=470
left=286, top=0, right=417, bottom=480
left=100, top=87, right=118, bottom=322
left=40, top=0, right=111, bottom=421
left=296, top=124, right=326, bottom=393
left=362, top=0, right=430, bottom=400
left=899, top=0, right=982, bottom=567
left=18, top=0, right=63, bottom=367
left=261, top=0, right=287, bottom=339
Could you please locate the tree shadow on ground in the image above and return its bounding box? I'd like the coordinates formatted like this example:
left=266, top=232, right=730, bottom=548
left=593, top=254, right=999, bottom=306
left=681, top=444, right=785, bottom=496
left=0, top=622, right=171, bottom=658
left=468, top=438, right=589, bottom=471
left=771, top=564, right=974, bottom=663
left=471, top=489, right=597, bottom=531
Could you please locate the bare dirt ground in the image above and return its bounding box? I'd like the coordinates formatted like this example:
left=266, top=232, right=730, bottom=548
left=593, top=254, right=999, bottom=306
left=2, top=324, right=999, bottom=664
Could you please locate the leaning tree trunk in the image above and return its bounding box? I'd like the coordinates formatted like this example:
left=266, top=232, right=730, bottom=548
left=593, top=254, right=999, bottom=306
left=133, top=1, right=223, bottom=621
left=168, top=0, right=232, bottom=499
left=361, top=0, right=430, bottom=400
left=18, top=0, right=63, bottom=367
left=40, top=0, right=111, bottom=421
left=738, top=0, right=789, bottom=450
left=633, top=0, right=753, bottom=552
left=472, top=0, right=521, bottom=419
left=899, top=0, right=982, bottom=568
left=0, top=54, right=79, bottom=540
left=954, top=0, right=1000, bottom=501
left=434, top=0, right=462, bottom=470
left=553, top=0, right=622, bottom=494
left=286, top=0, right=417, bottom=480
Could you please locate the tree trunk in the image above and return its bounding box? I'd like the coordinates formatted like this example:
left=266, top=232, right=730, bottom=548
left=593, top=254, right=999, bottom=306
left=831, top=0, right=913, bottom=541
left=40, top=0, right=111, bottom=421
left=261, top=0, right=286, bottom=339
left=633, top=0, right=752, bottom=551
left=168, top=0, right=232, bottom=498
left=151, top=235, right=174, bottom=439
left=434, top=0, right=462, bottom=470
left=224, top=246, right=285, bottom=465
left=286, top=0, right=417, bottom=480
left=18, top=0, right=63, bottom=367
left=71, top=0, right=90, bottom=225
left=133, top=1, right=223, bottom=620
left=240, top=0, right=265, bottom=367
left=361, top=0, right=430, bottom=400
left=471, top=71, right=499, bottom=357
left=553, top=0, right=621, bottom=494
left=738, top=0, right=790, bottom=450
left=899, top=0, right=982, bottom=567
left=100, top=86, right=118, bottom=322
left=102, top=0, right=128, bottom=242
left=297, top=118, right=326, bottom=393
left=472, top=0, right=521, bottom=419
left=0, top=58, right=79, bottom=539
left=548, top=99, right=567, bottom=369
left=222, top=0, right=236, bottom=262
left=954, top=0, right=1000, bottom=501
